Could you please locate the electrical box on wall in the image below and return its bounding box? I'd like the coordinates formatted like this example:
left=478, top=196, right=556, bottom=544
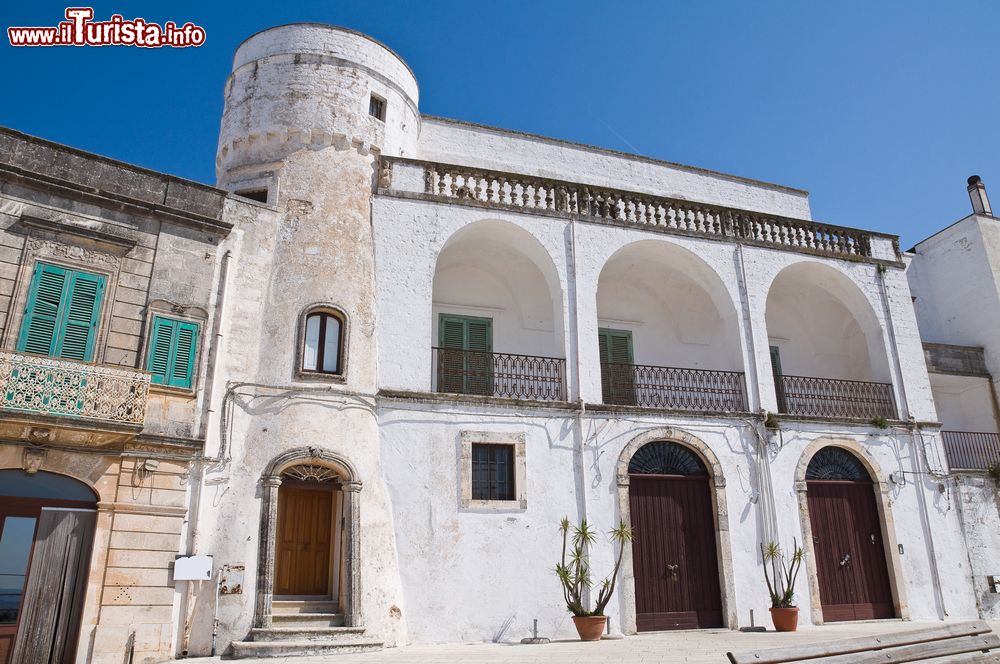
left=988, top=576, right=1000, bottom=593
left=173, top=555, right=213, bottom=581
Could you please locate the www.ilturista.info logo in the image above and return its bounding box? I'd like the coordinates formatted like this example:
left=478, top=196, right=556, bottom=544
left=8, top=8, right=206, bottom=47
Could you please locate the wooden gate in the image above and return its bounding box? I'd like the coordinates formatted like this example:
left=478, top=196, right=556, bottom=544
left=628, top=442, right=722, bottom=631
left=275, top=482, right=334, bottom=596
left=806, top=448, right=894, bottom=622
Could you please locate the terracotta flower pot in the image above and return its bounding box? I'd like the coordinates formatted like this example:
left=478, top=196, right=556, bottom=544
left=769, top=606, right=799, bottom=632
left=572, top=615, right=607, bottom=641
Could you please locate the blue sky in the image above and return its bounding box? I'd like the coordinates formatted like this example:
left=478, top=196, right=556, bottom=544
left=2, top=1, right=997, bottom=248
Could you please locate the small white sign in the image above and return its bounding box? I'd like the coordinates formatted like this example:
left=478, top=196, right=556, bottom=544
left=174, top=554, right=213, bottom=581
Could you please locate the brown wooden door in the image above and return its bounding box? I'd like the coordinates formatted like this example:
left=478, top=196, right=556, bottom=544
left=629, top=474, right=723, bottom=631
left=807, top=480, right=894, bottom=621
left=275, top=483, right=333, bottom=596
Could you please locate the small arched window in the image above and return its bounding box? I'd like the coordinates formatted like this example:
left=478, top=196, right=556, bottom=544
left=302, top=310, right=344, bottom=375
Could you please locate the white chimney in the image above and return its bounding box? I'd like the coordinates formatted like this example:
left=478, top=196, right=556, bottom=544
left=968, top=175, right=992, bottom=216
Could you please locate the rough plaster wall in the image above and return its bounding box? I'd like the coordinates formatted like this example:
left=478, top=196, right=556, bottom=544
left=908, top=216, right=1000, bottom=405
left=418, top=118, right=813, bottom=220
left=955, top=477, right=1000, bottom=619
left=929, top=374, right=999, bottom=433
left=377, top=405, right=979, bottom=643
left=185, top=146, right=409, bottom=654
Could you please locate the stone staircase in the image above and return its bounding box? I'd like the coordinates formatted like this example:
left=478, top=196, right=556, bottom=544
left=231, top=601, right=383, bottom=658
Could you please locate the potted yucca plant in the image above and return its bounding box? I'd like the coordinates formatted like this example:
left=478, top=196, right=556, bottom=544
left=555, top=517, right=633, bottom=641
left=760, top=539, right=804, bottom=632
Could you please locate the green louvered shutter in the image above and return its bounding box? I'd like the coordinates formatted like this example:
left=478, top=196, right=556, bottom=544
left=147, top=316, right=199, bottom=389
left=57, top=271, right=105, bottom=361
left=598, top=328, right=635, bottom=405
left=17, top=263, right=104, bottom=361
left=437, top=314, right=493, bottom=395
left=17, top=263, right=67, bottom=356
left=465, top=316, right=493, bottom=395
left=169, top=321, right=198, bottom=388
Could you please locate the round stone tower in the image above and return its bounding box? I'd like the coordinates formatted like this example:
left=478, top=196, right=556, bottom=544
left=198, top=24, right=419, bottom=653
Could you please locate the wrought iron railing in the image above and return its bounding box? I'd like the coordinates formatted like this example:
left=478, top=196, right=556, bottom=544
left=601, top=363, right=748, bottom=412
left=432, top=347, right=566, bottom=401
left=380, top=157, right=901, bottom=262
left=775, top=375, right=896, bottom=420
left=941, top=431, right=1000, bottom=472
left=0, top=351, right=150, bottom=426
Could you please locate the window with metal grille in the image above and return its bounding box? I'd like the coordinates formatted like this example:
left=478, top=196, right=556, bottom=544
left=369, top=94, right=386, bottom=121
left=471, top=443, right=515, bottom=501
left=302, top=311, right=344, bottom=374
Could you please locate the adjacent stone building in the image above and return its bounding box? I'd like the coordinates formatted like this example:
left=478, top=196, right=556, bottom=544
left=0, top=22, right=997, bottom=663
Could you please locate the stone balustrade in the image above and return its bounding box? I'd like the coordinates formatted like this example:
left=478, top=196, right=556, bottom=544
left=379, top=157, right=901, bottom=263
left=0, top=350, right=150, bottom=427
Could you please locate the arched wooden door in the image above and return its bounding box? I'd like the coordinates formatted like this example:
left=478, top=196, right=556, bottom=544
left=806, top=447, right=894, bottom=621
left=629, top=442, right=723, bottom=631
left=0, top=470, right=97, bottom=664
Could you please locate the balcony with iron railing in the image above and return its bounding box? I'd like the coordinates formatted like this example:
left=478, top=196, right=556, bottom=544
left=775, top=375, right=897, bottom=421
left=941, top=431, right=1000, bottom=472
left=431, top=347, right=567, bottom=402
left=0, top=350, right=150, bottom=444
left=601, top=362, right=749, bottom=413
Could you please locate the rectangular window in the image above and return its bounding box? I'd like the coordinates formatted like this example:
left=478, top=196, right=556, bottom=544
left=437, top=314, right=493, bottom=395
left=146, top=315, right=199, bottom=388
left=471, top=443, right=515, bottom=501
left=369, top=94, right=386, bottom=121
left=16, top=262, right=105, bottom=362
left=598, top=327, right=636, bottom=405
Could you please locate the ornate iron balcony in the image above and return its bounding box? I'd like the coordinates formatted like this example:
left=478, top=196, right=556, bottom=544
left=432, top=347, right=566, bottom=401
left=0, top=350, right=150, bottom=427
left=379, top=157, right=902, bottom=264
left=776, top=374, right=896, bottom=420
left=941, top=431, right=1000, bottom=472
left=601, top=362, right=749, bottom=412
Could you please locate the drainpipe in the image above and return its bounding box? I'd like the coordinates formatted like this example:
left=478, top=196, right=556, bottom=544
left=909, top=422, right=947, bottom=619
left=568, top=218, right=588, bottom=525
left=735, top=244, right=761, bottom=411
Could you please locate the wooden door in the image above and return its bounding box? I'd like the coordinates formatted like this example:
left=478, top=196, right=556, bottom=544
left=807, top=480, right=894, bottom=621
left=629, top=475, right=723, bottom=631
left=275, top=483, right=333, bottom=597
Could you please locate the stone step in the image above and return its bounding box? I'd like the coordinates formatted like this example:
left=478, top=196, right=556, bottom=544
left=271, top=612, right=345, bottom=627
left=231, top=639, right=383, bottom=658
left=272, top=600, right=338, bottom=614
left=249, top=626, right=365, bottom=643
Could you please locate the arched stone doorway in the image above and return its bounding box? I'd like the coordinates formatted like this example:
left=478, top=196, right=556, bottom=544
left=796, top=440, right=908, bottom=623
left=255, top=448, right=362, bottom=628
left=0, top=469, right=97, bottom=663
left=616, top=428, right=736, bottom=633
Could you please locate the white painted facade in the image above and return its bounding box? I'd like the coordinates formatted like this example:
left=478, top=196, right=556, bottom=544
left=165, top=22, right=997, bottom=657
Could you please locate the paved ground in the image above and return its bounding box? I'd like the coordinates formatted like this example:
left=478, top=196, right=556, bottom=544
left=182, top=620, right=1000, bottom=663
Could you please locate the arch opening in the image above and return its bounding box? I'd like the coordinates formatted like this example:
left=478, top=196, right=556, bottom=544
left=765, top=262, right=896, bottom=419
left=596, top=240, right=747, bottom=411
left=431, top=220, right=566, bottom=401
left=0, top=470, right=97, bottom=662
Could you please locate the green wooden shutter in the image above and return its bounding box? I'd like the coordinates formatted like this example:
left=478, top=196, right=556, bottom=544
left=147, top=316, right=199, bottom=388
left=17, top=263, right=104, bottom=361
left=56, top=271, right=105, bottom=361
left=170, top=321, right=198, bottom=388
left=598, top=328, right=635, bottom=405
left=17, top=263, right=67, bottom=356
left=437, top=314, right=493, bottom=395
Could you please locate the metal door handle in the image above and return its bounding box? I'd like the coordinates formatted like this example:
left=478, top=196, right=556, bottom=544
left=870, top=533, right=876, bottom=545
left=666, top=563, right=679, bottom=580
left=839, top=553, right=851, bottom=567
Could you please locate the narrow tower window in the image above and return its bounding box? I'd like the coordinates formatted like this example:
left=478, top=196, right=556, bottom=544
left=369, top=94, right=386, bottom=121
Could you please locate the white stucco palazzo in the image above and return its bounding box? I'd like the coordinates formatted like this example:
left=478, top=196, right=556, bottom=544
left=4, top=21, right=997, bottom=664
